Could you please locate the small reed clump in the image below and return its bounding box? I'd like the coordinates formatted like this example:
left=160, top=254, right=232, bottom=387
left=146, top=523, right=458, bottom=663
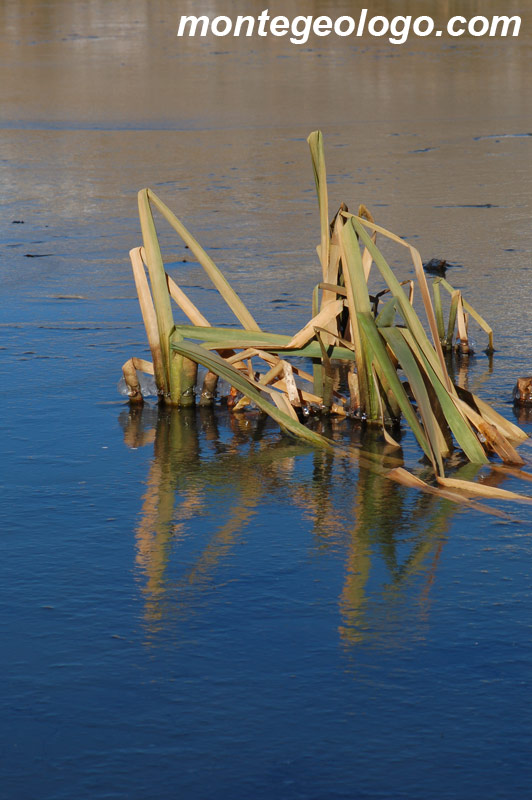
left=122, top=132, right=530, bottom=507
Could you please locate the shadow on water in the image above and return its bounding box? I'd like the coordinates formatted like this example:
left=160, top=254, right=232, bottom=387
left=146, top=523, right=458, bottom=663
left=118, top=405, right=486, bottom=645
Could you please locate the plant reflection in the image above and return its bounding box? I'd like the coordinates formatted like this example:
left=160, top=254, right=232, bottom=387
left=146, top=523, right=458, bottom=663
left=120, top=405, right=313, bottom=631
left=120, top=406, right=490, bottom=644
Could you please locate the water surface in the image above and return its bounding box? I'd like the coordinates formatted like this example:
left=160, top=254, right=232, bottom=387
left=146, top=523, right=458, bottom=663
left=1, top=2, right=532, bottom=798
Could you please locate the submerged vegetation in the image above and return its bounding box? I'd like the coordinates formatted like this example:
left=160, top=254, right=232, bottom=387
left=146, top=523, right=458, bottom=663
left=122, top=132, right=530, bottom=506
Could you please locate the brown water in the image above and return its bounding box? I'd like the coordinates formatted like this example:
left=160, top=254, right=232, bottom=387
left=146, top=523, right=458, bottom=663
left=1, top=2, right=532, bottom=798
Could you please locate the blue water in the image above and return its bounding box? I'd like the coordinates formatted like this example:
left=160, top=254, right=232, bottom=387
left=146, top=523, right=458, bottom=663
left=2, top=1, right=532, bottom=798
left=2, top=387, right=532, bottom=799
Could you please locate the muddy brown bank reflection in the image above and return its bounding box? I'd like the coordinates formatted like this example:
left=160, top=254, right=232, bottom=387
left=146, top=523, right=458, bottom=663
left=120, top=404, right=483, bottom=644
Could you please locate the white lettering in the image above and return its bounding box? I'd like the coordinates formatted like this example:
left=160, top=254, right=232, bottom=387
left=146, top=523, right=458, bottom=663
left=257, top=9, right=270, bottom=37
left=176, top=10, right=521, bottom=44
left=357, top=9, right=368, bottom=36
left=270, top=16, right=289, bottom=36
left=177, top=15, right=210, bottom=37
left=490, top=15, right=521, bottom=37
left=234, top=16, right=255, bottom=37
left=389, top=16, right=411, bottom=45
left=448, top=16, right=466, bottom=36
left=368, top=16, right=389, bottom=37
left=334, top=16, right=355, bottom=37
left=469, top=16, right=490, bottom=37
left=211, top=16, right=232, bottom=37
left=313, top=16, right=332, bottom=37
left=290, top=16, right=313, bottom=45
left=413, top=16, right=434, bottom=37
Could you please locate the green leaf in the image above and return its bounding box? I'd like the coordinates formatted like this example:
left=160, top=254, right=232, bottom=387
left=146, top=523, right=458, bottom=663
left=339, top=220, right=380, bottom=418
left=307, top=131, right=329, bottom=278
left=169, top=335, right=335, bottom=450
left=375, top=297, right=397, bottom=328
left=400, top=328, right=488, bottom=463
left=356, top=313, right=433, bottom=461
left=349, top=216, right=452, bottom=389
left=432, top=279, right=445, bottom=342
left=137, top=189, right=175, bottom=392
left=379, top=326, right=446, bottom=475
left=439, top=276, right=494, bottom=352
left=146, top=189, right=261, bottom=332
left=171, top=324, right=357, bottom=362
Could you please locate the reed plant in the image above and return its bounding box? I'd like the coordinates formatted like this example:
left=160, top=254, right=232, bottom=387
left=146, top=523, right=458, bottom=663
left=122, top=132, right=530, bottom=505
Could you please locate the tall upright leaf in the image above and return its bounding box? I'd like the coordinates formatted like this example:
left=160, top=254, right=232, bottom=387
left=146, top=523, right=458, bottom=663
left=339, top=219, right=380, bottom=418
left=147, top=189, right=260, bottom=332
left=137, top=189, right=174, bottom=393
left=307, top=131, right=330, bottom=279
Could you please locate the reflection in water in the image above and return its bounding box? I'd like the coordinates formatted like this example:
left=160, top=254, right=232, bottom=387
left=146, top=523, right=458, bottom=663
left=120, top=405, right=479, bottom=644
left=120, top=405, right=315, bottom=631
left=513, top=404, right=532, bottom=425
left=340, top=456, right=452, bottom=645
left=447, top=350, right=494, bottom=394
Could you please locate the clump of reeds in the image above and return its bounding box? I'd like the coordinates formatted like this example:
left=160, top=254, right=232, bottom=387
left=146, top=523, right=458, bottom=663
left=122, top=132, right=530, bottom=505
